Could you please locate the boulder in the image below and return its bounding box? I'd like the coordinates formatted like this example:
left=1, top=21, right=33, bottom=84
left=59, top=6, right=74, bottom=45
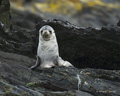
left=36, top=19, right=120, bottom=70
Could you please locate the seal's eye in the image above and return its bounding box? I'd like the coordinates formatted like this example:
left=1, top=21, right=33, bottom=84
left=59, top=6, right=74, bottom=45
left=41, top=30, right=43, bottom=34
left=49, top=30, right=52, bottom=34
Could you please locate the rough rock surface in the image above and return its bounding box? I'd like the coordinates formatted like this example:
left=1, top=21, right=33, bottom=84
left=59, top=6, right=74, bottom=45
left=0, top=0, right=11, bottom=31
left=36, top=19, right=120, bottom=70
left=0, top=1, right=120, bottom=96
left=0, top=18, right=120, bottom=95
left=117, top=19, right=120, bottom=27
left=11, top=10, right=43, bottom=30
left=0, top=51, right=120, bottom=96
left=0, top=19, right=120, bottom=69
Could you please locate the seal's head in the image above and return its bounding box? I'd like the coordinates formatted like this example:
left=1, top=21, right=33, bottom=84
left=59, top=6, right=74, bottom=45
left=39, top=25, right=55, bottom=41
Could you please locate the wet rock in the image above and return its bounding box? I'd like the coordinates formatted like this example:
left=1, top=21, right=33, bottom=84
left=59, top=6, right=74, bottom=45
left=0, top=51, right=120, bottom=96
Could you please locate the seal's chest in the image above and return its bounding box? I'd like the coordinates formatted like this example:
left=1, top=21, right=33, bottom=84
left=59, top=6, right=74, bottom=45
left=41, top=41, right=57, bottom=51
left=41, top=45, right=48, bottom=51
left=41, top=44, right=54, bottom=51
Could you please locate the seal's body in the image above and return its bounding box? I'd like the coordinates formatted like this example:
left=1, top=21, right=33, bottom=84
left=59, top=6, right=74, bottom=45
left=31, top=25, right=72, bottom=69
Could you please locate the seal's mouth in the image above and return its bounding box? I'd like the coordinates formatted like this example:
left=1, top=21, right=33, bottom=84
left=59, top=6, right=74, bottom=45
left=43, top=34, right=50, bottom=38
left=42, top=33, right=51, bottom=41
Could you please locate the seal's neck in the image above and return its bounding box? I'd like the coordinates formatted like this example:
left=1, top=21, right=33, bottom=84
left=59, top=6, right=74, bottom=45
left=39, top=34, right=57, bottom=43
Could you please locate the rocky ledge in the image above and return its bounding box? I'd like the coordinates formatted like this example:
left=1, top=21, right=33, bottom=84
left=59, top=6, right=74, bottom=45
left=0, top=51, right=120, bottom=96
left=0, top=19, right=120, bottom=69
left=0, top=0, right=120, bottom=96
left=0, top=19, right=120, bottom=96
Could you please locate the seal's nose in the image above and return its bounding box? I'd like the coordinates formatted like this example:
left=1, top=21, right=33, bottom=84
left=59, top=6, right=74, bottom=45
left=44, top=31, right=46, bottom=34
left=43, top=30, right=49, bottom=35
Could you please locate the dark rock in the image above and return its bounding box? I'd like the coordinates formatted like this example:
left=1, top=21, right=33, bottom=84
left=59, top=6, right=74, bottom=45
left=0, top=25, right=38, bottom=57
left=11, top=10, right=43, bottom=30
left=117, top=19, right=120, bottom=27
left=0, top=1, right=119, bottom=95
left=0, top=0, right=11, bottom=31
left=0, top=19, right=120, bottom=69
left=36, top=19, right=120, bottom=70
left=0, top=22, right=5, bottom=33
left=0, top=51, right=120, bottom=96
left=0, top=0, right=2, bottom=5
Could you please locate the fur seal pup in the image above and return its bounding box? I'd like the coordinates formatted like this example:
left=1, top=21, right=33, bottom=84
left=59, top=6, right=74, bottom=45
left=30, top=25, right=72, bottom=70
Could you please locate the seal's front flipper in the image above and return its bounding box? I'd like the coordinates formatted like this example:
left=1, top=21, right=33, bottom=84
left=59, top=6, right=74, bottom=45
left=30, top=56, right=41, bottom=70
left=57, top=56, right=73, bottom=67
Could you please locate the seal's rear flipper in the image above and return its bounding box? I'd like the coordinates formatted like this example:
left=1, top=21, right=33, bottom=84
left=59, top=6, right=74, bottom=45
left=57, top=56, right=73, bottom=67
left=30, top=56, right=41, bottom=70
